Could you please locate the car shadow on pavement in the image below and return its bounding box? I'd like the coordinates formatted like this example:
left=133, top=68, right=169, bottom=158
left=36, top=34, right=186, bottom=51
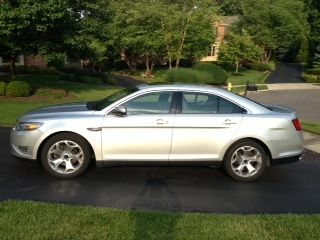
left=129, top=168, right=181, bottom=240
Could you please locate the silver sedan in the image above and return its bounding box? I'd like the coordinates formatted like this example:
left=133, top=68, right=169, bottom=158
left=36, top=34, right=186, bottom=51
left=11, top=84, right=303, bottom=181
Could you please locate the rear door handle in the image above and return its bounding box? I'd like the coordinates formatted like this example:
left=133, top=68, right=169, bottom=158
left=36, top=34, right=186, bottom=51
left=156, top=119, right=169, bottom=125
left=224, top=119, right=237, bottom=125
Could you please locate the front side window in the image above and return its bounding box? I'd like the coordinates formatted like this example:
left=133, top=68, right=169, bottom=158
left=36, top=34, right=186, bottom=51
left=124, top=92, right=173, bottom=115
left=182, top=92, right=245, bottom=114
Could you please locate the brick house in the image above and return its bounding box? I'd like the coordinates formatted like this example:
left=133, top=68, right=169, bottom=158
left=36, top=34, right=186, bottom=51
left=201, top=16, right=239, bottom=62
left=0, top=55, right=46, bottom=68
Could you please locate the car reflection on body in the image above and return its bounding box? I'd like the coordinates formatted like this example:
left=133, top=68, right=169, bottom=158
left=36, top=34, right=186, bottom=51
left=11, top=84, right=303, bottom=181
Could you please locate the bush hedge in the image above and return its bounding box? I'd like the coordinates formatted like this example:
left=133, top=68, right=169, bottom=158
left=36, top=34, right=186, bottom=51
left=305, top=68, right=320, bottom=75
left=303, top=74, right=320, bottom=83
left=165, top=68, right=213, bottom=84
left=247, top=62, right=274, bottom=72
left=0, top=82, right=7, bottom=96
left=5, top=81, right=31, bottom=97
left=16, top=66, right=59, bottom=75
left=78, top=76, right=103, bottom=85
left=193, top=63, right=228, bottom=85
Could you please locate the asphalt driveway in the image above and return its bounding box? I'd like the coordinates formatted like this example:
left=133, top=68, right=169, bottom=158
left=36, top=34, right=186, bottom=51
left=1, top=127, right=320, bottom=213
left=247, top=89, right=320, bottom=123
left=266, top=63, right=303, bottom=83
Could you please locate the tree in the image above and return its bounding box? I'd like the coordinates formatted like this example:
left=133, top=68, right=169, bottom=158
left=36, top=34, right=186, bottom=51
left=0, top=0, right=75, bottom=79
left=109, top=0, right=216, bottom=75
left=0, top=0, right=110, bottom=79
left=218, top=32, right=262, bottom=74
left=236, top=0, right=309, bottom=62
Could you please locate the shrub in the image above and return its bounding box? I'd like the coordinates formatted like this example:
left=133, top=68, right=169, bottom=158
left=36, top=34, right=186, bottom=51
left=104, top=77, right=118, bottom=85
left=193, top=63, right=228, bottom=85
left=305, top=68, right=320, bottom=75
left=5, top=81, right=31, bottom=97
left=35, top=88, right=68, bottom=99
left=15, top=66, right=59, bottom=75
left=0, top=82, right=7, bottom=96
left=165, top=68, right=213, bottom=84
left=60, top=73, right=76, bottom=82
left=79, top=76, right=103, bottom=85
left=303, top=74, right=319, bottom=83
left=60, top=67, right=108, bottom=81
left=90, top=77, right=103, bottom=85
left=247, top=62, right=273, bottom=72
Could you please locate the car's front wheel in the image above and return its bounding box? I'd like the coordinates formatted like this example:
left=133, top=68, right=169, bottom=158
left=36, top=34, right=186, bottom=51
left=41, top=133, right=92, bottom=178
left=223, top=140, right=268, bottom=182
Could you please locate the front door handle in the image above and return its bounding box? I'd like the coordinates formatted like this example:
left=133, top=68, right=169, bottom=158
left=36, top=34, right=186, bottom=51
left=156, top=119, right=169, bottom=125
left=224, top=119, right=237, bottom=125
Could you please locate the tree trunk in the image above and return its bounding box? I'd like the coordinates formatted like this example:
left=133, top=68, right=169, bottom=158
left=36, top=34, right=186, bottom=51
left=9, top=55, right=17, bottom=80
left=235, top=61, right=239, bottom=74
left=120, top=50, right=135, bottom=73
left=175, top=10, right=192, bottom=68
left=145, top=54, right=151, bottom=78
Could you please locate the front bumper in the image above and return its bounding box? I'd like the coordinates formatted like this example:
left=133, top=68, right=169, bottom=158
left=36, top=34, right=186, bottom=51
left=271, top=154, right=302, bottom=166
left=10, top=128, right=42, bottom=160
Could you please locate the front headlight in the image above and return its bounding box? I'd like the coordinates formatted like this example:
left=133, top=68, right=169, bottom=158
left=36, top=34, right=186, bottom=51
left=14, top=122, right=43, bottom=131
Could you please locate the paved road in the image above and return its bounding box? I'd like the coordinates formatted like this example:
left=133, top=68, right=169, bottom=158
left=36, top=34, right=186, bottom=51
left=247, top=89, right=320, bottom=123
left=266, top=63, right=304, bottom=84
left=1, top=128, right=320, bottom=213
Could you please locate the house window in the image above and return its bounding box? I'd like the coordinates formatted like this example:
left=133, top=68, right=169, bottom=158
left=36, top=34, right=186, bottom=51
left=208, top=44, right=216, bottom=57
left=0, top=55, right=24, bottom=66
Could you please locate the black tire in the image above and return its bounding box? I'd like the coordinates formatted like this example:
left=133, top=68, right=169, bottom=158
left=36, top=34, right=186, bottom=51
left=223, top=140, right=268, bottom=182
left=41, top=133, right=92, bottom=178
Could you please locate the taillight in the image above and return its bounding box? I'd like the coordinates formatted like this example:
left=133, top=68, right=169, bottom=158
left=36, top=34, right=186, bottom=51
left=292, top=119, right=302, bottom=131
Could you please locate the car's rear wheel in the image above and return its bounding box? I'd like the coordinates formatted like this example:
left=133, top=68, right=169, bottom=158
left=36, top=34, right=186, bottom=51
left=223, top=140, right=267, bottom=182
left=41, top=133, right=91, bottom=178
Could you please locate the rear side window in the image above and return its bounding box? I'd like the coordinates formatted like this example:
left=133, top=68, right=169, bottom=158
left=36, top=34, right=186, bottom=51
left=182, top=92, right=245, bottom=114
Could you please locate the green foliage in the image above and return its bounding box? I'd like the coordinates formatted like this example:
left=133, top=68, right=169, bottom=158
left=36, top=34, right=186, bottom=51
left=44, top=53, right=65, bottom=70
left=110, top=0, right=216, bottom=73
left=193, top=63, right=228, bottom=85
left=5, top=81, right=31, bottom=97
left=247, top=63, right=273, bottom=72
left=16, top=66, right=59, bottom=75
left=303, top=74, right=319, bottom=83
left=238, top=0, right=309, bottom=62
left=79, top=76, right=103, bottom=85
left=35, top=88, right=68, bottom=99
left=305, top=68, right=320, bottom=75
left=0, top=82, right=7, bottom=96
left=60, top=73, right=76, bottom=82
left=165, top=68, right=213, bottom=84
left=218, top=32, right=262, bottom=73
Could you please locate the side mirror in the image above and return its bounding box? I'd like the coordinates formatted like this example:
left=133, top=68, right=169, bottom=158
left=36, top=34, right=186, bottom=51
left=111, top=105, right=127, bottom=116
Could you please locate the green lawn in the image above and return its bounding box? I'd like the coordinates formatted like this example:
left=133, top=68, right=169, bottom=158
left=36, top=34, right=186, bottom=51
left=0, top=75, right=121, bottom=126
left=227, top=70, right=270, bottom=86
left=302, top=121, right=320, bottom=135
left=0, top=200, right=319, bottom=240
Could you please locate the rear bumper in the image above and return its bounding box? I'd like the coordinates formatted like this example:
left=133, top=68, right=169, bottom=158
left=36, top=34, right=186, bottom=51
left=271, top=154, right=301, bottom=166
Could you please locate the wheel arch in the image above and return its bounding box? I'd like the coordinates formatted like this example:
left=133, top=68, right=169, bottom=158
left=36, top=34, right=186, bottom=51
left=223, top=137, right=272, bottom=167
left=36, top=131, right=96, bottom=164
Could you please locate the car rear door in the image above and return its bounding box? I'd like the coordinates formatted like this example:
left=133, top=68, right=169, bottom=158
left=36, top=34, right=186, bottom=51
left=169, top=91, right=244, bottom=161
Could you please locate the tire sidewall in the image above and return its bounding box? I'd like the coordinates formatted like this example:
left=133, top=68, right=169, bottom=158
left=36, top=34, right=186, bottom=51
left=223, top=140, right=268, bottom=182
left=41, top=133, right=91, bottom=178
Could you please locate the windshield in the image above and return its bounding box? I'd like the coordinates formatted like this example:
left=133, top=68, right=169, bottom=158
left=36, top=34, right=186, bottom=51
left=89, top=87, right=138, bottom=111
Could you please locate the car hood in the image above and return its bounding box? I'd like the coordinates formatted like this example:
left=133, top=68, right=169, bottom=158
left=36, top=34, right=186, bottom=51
left=20, top=102, right=95, bottom=121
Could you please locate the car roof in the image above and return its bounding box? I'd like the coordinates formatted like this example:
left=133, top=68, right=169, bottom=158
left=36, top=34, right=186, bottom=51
left=136, top=83, right=270, bottom=114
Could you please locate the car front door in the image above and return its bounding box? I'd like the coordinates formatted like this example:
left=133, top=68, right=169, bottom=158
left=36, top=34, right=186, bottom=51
left=102, top=91, right=175, bottom=162
left=169, top=91, right=245, bottom=161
